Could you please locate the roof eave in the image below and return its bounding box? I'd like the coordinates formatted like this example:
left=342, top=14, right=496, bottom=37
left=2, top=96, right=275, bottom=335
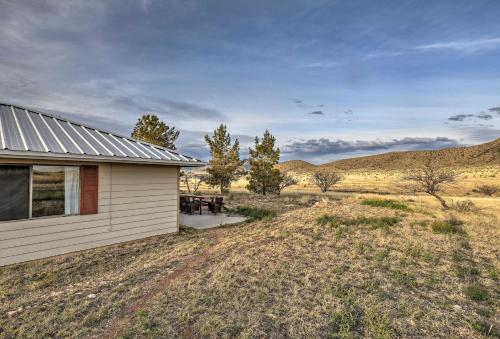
left=0, top=150, right=207, bottom=167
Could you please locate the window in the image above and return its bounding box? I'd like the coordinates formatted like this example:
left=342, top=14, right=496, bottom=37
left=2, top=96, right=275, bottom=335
left=0, top=166, right=30, bottom=221
left=0, top=164, right=95, bottom=221
left=32, top=166, right=80, bottom=218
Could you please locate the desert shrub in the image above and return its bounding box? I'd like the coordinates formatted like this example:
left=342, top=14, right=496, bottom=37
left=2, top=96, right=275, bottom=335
left=431, top=218, right=464, bottom=235
left=232, top=206, right=276, bottom=222
left=451, top=199, right=477, bottom=213
left=464, top=283, right=490, bottom=301
left=312, top=170, right=342, bottom=192
left=316, top=215, right=400, bottom=230
left=361, top=198, right=411, bottom=211
left=473, top=184, right=500, bottom=196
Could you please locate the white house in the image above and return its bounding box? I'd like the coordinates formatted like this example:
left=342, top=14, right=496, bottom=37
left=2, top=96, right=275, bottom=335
left=0, top=103, right=205, bottom=266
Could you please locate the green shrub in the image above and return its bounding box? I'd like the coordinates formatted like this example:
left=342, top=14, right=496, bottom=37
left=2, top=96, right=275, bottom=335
left=233, top=206, right=276, bottom=222
left=361, top=198, right=411, bottom=211
left=464, top=283, right=489, bottom=301
left=431, top=218, right=464, bottom=235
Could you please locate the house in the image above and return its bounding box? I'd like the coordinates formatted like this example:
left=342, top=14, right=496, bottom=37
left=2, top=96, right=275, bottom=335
left=0, top=103, right=205, bottom=266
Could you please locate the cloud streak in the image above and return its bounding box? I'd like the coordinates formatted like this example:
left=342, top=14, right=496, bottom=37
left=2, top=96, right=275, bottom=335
left=489, top=107, right=500, bottom=115
left=448, top=110, right=498, bottom=122
left=416, top=37, right=500, bottom=52
left=448, top=114, right=474, bottom=121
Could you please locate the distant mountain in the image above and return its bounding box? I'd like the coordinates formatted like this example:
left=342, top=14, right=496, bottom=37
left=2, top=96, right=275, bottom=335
left=276, top=160, right=317, bottom=173
left=277, top=138, right=500, bottom=172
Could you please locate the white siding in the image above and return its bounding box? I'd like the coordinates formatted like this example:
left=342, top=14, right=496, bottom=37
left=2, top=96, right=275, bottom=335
left=0, top=161, right=179, bottom=266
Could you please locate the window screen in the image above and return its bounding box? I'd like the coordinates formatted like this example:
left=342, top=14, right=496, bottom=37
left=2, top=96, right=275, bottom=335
left=0, top=166, right=30, bottom=221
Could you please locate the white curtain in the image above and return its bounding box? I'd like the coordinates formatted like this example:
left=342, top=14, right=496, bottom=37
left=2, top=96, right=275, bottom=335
left=65, top=167, right=80, bottom=215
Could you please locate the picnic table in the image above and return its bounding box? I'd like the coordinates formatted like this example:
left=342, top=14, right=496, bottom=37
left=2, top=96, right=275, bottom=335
left=180, top=195, right=224, bottom=215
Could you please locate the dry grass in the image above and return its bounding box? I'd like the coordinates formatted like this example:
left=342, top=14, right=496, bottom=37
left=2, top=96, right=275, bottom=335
left=187, top=165, right=499, bottom=198
left=1, top=193, right=498, bottom=338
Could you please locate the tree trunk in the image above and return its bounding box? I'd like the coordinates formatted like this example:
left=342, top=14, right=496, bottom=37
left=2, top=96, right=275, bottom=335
left=430, top=193, right=448, bottom=209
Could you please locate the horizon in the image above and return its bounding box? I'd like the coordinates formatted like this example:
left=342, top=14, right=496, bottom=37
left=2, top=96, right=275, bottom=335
left=1, top=0, right=499, bottom=164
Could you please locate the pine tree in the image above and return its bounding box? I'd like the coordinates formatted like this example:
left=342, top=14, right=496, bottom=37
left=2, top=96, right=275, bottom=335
left=204, top=124, right=241, bottom=193
left=131, top=114, right=179, bottom=149
left=247, top=129, right=281, bottom=195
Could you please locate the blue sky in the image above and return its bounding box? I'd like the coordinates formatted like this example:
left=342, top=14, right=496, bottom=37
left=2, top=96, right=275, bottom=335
left=0, top=0, right=499, bottom=163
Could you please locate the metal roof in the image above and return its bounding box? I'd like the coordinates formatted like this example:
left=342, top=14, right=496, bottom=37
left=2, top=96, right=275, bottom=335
left=0, top=103, right=205, bottom=166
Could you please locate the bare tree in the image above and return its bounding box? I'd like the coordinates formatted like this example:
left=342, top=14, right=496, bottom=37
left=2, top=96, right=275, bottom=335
left=475, top=184, right=499, bottom=196
left=277, top=171, right=298, bottom=195
left=312, top=170, right=342, bottom=193
left=404, top=160, right=457, bottom=209
left=180, top=171, right=203, bottom=194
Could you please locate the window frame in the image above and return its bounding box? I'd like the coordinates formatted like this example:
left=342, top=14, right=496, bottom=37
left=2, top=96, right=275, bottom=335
left=0, top=163, right=82, bottom=222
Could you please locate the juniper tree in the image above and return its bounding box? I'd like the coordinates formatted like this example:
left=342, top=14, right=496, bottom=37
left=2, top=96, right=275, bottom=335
left=131, top=114, right=179, bottom=149
left=204, top=124, right=241, bottom=193
left=247, top=130, right=282, bottom=195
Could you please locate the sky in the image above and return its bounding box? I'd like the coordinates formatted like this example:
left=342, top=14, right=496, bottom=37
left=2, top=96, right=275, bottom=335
left=0, top=0, right=499, bottom=163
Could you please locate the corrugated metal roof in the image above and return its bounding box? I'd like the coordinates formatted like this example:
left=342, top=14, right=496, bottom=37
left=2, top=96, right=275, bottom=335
left=0, top=103, right=205, bottom=166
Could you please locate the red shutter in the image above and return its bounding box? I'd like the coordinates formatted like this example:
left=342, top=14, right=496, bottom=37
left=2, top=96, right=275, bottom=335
left=80, top=166, right=99, bottom=215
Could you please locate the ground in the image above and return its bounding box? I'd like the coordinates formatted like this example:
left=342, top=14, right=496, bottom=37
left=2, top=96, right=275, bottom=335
left=0, top=186, right=498, bottom=338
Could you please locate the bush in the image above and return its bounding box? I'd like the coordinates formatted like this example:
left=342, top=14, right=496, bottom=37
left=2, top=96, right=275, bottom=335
left=451, top=199, right=477, bottom=213
left=312, top=170, right=342, bottom=192
left=431, top=218, right=464, bottom=235
left=361, top=199, right=411, bottom=211
left=232, top=206, right=276, bottom=222
left=464, top=283, right=489, bottom=301
left=474, top=184, right=499, bottom=196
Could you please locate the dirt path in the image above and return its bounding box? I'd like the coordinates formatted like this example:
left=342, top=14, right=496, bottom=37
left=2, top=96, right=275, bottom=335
left=101, top=229, right=223, bottom=338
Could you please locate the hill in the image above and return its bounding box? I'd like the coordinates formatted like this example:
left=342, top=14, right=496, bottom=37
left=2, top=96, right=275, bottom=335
left=276, top=160, right=317, bottom=173
left=320, top=138, right=500, bottom=171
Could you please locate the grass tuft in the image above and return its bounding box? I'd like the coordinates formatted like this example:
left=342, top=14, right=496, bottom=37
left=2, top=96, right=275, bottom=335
left=361, top=198, right=412, bottom=211
left=317, top=215, right=400, bottom=230
left=431, top=218, right=465, bottom=235
left=464, top=283, right=490, bottom=302
left=232, top=206, right=276, bottom=222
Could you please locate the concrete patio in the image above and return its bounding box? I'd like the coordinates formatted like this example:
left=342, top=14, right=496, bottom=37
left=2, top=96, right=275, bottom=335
left=180, top=213, right=247, bottom=229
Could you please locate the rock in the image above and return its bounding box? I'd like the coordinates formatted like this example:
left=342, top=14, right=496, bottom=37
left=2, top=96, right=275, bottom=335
left=7, top=307, right=23, bottom=317
left=453, top=305, right=462, bottom=311
left=87, top=294, right=97, bottom=299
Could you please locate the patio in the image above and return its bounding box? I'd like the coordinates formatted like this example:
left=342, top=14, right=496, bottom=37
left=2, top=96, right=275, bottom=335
left=180, top=213, right=246, bottom=230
